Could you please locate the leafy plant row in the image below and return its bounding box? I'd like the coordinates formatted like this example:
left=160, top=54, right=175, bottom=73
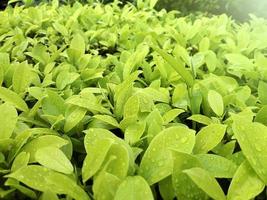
left=1, top=0, right=267, bottom=199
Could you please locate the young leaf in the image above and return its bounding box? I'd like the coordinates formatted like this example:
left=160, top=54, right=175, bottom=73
left=199, top=37, right=210, bottom=52
left=153, top=46, right=194, bottom=87
left=0, top=103, right=17, bottom=139
left=172, top=83, right=189, bottom=109
left=207, top=90, right=224, bottom=116
left=233, top=121, right=267, bottom=184
left=196, top=154, right=237, bottom=178
left=70, top=34, right=85, bottom=56
left=183, top=167, right=226, bottom=200
left=255, top=105, right=267, bottom=126
left=149, top=0, right=158, bottom=8
left=205, top=51, right=217, bottom=72
left=227, top=161, right=265, bottom=200
left=93, top=115, right=120, bottom=128
left=187, top=114, right=213, bottom=125
left=172, top=151, right=208, bottom=200
left=82, top=138, right=114, bottom=182
left=104, top=143, right=130, bottom=179
left=114, top=176, right=153, bottom=200
left=0, top=87, right=28, bottom=112
left=7, top=130, right=32, bottom=163
left=125, top=121, right=146, bottom=144
left=0, top=63, right=3, bottom=86
left=66, top=96, right=111, bottom=115
left=93, top=171, right=121, bottom=200
left=11, top=152, right=30, bottom=172
left=42, top=90, right=66, bottom=116
left=40, top=190, right=59, bottom=200
left=64, top=106, right=87, bottom=132
left=27, top=44, right=50, bottom=65
left=22, top=135, right=69, bottom=162
left=258, top=81, right=267, bottom=105
left=159, top=177, right=176, bottom=200
left=162, top=109, right=184, bottom=125
left=193, top=124, right=226, bottom=154
left=12, top=62, right=33, bottom=94
left=6, top=165, right=90, bottom=200
left=35, top=147, right=73, bottom=174
left=139, top=126, right=195, bottom=185
left=56, top=71, right=79, bottom=90
left=5, top=178, right=37, bottom=199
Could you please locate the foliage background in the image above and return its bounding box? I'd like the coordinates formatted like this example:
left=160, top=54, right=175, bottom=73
left=1, top=0, right=267, bottom=21
left=154, top=0, right=267, bottom=21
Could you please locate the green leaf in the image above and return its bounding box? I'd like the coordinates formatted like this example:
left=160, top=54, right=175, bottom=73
left=173, top=44, right=191, bottom=66
left=192, top=53, right=205, bottom=69
left=82, top=138, right=114, bottom=182
left=64, top=106, right=87, bottom=132
left=53, top=22, right=68, bottom=36
left=153, top=46, right=194, bottom=87
left=233, top=121, right=267, bottom=184
left=225, top=53, right=253, bottom=69
left=159, top=177, right=176, bottom=200
left=0, top=53, right=10, bottom=73
left=104, top=143, right=130, bottom=179
left=193, top=124, right=226, bottom=154
left=199, top=37, right=210, bottom=52
left=207, top=90, right=224, bottom=116
left=56, top=71, right=79, bottom=90
left=0, top=188, right=15, bottom=199
left=27, top=44, right=50, bottom=65
left=21, top=135, right=69, bottom=162
left=0, top=87, right=28, bottom=112
left=70, top=34, right=85, bottom=56
left=83, top=128, right=134, bottom=179
left=0, top=61, right=4, bottom=86
left=42, top=90, right=66, bottom=116
left=172, top=151, right=208, bottom=200
left=123, top=43, right=149, bottom=79
left=205, top=51, right=217, bottom=72
left=12, top=62, right=33, bottom=94
left=196, top=154, right=237, bottom=178
left=28, top=87, right=46, bottom=100
left=172, top=83, right=189, bottom=109
left=139, top=126, right=195, bottom=185
left=114, top=72, right=139, bottom=118
left=114, top=176, right=153, bottom=200
left=125, top=121, right=146, bottom=144
left=187, top=114, right=213, bottom=125
left=5, top=178, right=37, bottom=199
left=11, top=152, right=30, bottom=172
left=0, top=103, right=17, bottom=139
left=93, top=171, right=121, bottom=200
left=258, top=81, right=267, bottom=105
left=190, top=87, right=203, bottom=114
left=162, top=109, right=184, bottom=125
left=40, top=190, right=59, bottom=200
left=6, top=165, right=90, bottom=200
left=66, top=96, right=111, bottom=115
left=7, top=130, right=32, bottom=163
left=35, top=147, right=73, bottom=174
left=255, top=105, right=267, bottom=126
left=183, top=167, right=226, bottom=200
left=123, top=95, right=139, bottom=118
left=227, top=154, right=244, bottom=173
left=93, top=115, right=120, bottom=128
left=149, top=0, right=158, bottom=8
left=228, top=160, right=264, bottom=200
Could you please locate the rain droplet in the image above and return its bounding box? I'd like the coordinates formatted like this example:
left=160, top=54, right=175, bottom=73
left=255, top=146, right=262, bottom=152
left=181, top=137, right=188, bottom=143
